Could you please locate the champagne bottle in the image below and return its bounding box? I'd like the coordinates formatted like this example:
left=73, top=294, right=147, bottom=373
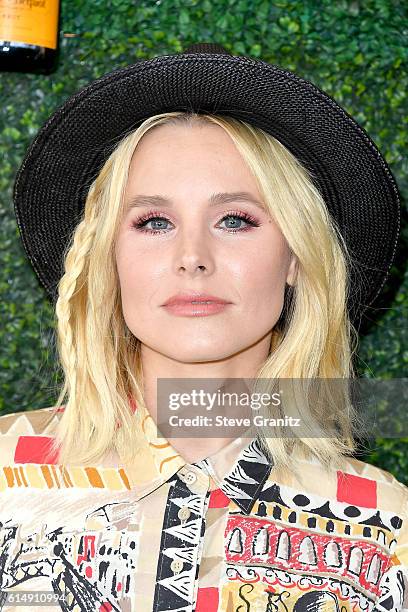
left=0, top=0, right=61, bottom=74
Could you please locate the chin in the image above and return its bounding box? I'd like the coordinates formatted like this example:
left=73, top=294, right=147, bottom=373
left=156, top=344, right=228, bottom=362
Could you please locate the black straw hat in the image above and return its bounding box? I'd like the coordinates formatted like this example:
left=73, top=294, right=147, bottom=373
left=13, top=42, right=401, bottom=327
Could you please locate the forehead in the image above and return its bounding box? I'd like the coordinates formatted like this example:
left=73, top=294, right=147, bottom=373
left=125, top=122, right=256, bottom=188
left=130, top=121, right=236, bottom=158
left=122, top=121, right=267, bottom=214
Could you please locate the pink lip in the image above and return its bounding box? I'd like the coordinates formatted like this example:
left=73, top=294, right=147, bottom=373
left=163, top=302, right=230, bottom=317
left=162, top=293, right=230, bottom=306
left=162, top=292, right=232, bottom=317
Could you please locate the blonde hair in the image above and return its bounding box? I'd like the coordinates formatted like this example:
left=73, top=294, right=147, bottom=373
left=48, top=111, right=361, bottom=482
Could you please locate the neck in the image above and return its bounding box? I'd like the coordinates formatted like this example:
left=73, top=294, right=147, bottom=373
left=138, top=337, right=271, bottom=463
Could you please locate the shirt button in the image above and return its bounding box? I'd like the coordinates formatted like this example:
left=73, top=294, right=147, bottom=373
left=178, top=506, right=191, bottom=521
left=184, top=471, right=197, bottom=484
left=170, top=559, right=184, bottom=574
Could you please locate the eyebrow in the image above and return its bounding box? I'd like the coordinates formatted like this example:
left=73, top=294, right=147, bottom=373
left=126, top=191, right=266, bottom=211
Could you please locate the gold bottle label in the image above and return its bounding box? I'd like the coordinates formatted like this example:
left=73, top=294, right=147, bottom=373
left=0, top=0, right=59, bottom=49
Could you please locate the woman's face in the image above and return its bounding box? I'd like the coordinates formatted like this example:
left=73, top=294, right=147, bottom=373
left=115, top=122, right=297, bottom=364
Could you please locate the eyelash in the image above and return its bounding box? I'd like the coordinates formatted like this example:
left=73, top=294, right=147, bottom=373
left=131, top=209, right=261, bottom=235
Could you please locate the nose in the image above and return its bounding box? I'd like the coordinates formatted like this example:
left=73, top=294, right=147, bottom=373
left=173, top=224, right=214, bottom=276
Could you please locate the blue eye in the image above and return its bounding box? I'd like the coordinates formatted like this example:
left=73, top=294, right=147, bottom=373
left=221, top=215, right=252, bottom=230
left=132, top=211, right=260, bottom=235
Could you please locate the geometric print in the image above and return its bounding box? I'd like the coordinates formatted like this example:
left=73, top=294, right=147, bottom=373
left=261, top=479, right=403, bottom=535
left=225, top=514, right=391, bottom=595
left=220, top=565, right=377, bottom=611
left=153, top=470, right=211, bottom=611
left=216, top=471, right=408, bottom=611
left=0, top=461, right=131, bottom=491
left=375, top=565, right=407, bottom=612
left=251, top=497, right=398, bottom=552
left=0, top=406, right=407, bottom=611
left=201, top=438, right=272, bottom=514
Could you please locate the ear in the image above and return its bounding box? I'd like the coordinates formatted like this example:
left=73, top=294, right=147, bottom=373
left=286, top=250, right=298, bottom=287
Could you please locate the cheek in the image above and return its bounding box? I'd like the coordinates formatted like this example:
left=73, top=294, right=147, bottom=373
left=116, top=256, right=136, bottom=297
left=232, top=248, right=288, bottom=304
left=115, top=244, right=144, bottom=312
left=116, top=239, right=148, bottom=289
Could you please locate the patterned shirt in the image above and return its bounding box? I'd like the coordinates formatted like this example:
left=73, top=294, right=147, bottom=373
left=0, top=402, right=407, bottom=612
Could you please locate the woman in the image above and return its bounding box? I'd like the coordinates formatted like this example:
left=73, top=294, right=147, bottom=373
left=1, top=43, right=407, bottom=611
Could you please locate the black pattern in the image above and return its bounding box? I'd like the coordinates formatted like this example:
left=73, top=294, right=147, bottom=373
left=153, top=473, right=210, bottom=612
left=205, top=438, right=272, bottom=514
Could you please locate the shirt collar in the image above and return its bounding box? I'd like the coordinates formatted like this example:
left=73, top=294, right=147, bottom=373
left=123, top=399, right=272, bottom=514
left=201, top=436, right=272, bottom=514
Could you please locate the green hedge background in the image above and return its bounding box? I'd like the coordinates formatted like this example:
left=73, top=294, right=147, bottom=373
left=1, top=0, right=407, bottom=483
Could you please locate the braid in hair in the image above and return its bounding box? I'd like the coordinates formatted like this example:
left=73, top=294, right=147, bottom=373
left=53, top=203, right=100, bottom=458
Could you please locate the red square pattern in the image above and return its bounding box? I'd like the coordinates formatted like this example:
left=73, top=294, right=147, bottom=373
left=209, top=488, right=231, bottom=508
left=196, top=587, right=219, bottom=611
left=14, top=436, right=60, bottom=465
left=336, top=470, right=377, bottom=508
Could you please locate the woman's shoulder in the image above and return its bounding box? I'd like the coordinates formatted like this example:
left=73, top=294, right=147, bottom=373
left=290, top=447, right=408, bottom=500
left=337, top=454, right=408, bottom=505
left=337, top=458, right=408, bottom=592
left=281, top=449, right=408, bottom=533
left=0, top=407, right=64, bottom=465
left=0, top=406, right=64, bottom=434
left=271, top=450, right=408, bottom=575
